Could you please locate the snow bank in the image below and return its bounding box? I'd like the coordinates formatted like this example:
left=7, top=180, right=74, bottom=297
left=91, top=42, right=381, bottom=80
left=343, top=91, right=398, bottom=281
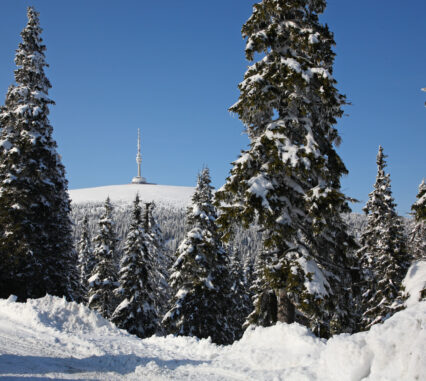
left=0, top=262, right=425, bottom=380
left=403, top=260, right=426, bottom=307
left=69, top=184, right=194, bottom=208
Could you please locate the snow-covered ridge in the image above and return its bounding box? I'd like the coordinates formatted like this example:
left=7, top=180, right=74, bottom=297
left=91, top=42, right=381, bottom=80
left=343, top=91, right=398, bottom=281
left=1, top=262, right=425, bottom=380
left=69, top=184, right=195, bottom=208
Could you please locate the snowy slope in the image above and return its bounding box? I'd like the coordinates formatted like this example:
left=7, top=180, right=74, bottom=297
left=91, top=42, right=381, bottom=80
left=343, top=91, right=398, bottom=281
left=69, top=184, right=195, bottom=207
left=0, top=262, right=425, bottom=380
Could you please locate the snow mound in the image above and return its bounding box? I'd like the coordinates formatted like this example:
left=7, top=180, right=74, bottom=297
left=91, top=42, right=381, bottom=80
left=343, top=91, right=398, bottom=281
left=69, top=183, right=195, bottom=207
left=404, top=260, right=426, bottom=307
left=7, top=295, right=114, bottom=334
left=0, top=262, right=425, bottom=380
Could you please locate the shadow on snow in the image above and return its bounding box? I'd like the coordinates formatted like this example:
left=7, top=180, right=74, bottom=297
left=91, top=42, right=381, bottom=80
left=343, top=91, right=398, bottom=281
left=0, top=353, right=206, bottom=377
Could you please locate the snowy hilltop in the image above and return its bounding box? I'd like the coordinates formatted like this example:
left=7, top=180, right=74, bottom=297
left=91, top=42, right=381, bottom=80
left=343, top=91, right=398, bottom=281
left=69, top=184, right=195, bottom=208
left=0, top=261, right=425, bottom=380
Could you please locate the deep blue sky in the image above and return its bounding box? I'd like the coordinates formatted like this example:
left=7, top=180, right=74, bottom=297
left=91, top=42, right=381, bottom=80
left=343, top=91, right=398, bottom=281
left=0, top=1, right=425, bottom=215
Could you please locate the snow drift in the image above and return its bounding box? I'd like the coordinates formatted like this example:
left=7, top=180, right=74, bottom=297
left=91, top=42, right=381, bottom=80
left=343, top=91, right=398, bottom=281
left=0, top=262, right=425, bottom=380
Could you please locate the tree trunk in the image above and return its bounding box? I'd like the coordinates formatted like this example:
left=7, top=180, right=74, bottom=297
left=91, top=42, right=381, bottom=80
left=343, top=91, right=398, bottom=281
left=258, top=290, right=278, bottom=326
left=276, top=288, right=295, bottom=323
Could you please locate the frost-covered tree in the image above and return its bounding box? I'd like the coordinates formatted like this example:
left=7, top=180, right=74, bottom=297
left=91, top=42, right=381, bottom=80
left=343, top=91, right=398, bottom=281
left=77, top=215, right=95, bottom=299
left=409, top=179, right=425, bottom=260
left=228, top=251, right=252, bottom=340
left=143, top=202, right=170, bottom=315
left=112, top=195, right=158, bottom=338
left=88, top=198, right=119, bottom=318
left=0, top=7, right=77, bottom=301
left=357, top=146, right=409, bottom=330
left=215, top=0, right=356, bottom=337
left=163, top=168, right=234, bottom=344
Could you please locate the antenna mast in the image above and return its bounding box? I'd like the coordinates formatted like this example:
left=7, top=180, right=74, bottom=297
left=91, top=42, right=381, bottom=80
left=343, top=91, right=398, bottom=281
left=131, top=128, right=146, bottom=184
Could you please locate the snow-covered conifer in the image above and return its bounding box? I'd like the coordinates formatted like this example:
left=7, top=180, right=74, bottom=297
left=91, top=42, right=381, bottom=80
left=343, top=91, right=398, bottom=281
left=357, top=146, right=409, bottom=329
left=88, top=197, right=119, bottom=318
left=409, top=179, right=425, bottom=260
left=215, top=0, right=356, bottom=337
left=77, top=215, right=95, bottom=299
left=228, top=251, right=252, bottom=340
left=112, top=195, right=158, bottom=338
left=0, top=7, right=77, bottom=301
left=163, top=168, right=234, bottom=344
left=143, top=202, right=170, bottom=315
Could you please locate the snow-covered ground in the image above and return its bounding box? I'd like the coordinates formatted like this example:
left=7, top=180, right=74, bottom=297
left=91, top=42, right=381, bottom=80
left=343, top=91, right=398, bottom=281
left=0, top=262, right=425, bottom=380
left=69, top=184, right=195, bottom=208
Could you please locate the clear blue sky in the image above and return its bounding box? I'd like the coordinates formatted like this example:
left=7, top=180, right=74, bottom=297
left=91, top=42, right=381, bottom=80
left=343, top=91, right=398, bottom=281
left=0, top=0, right=425, bottom=215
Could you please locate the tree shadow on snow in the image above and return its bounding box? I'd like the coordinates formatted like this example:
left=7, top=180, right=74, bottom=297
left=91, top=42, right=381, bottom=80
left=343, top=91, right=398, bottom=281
left=0, top=353, right=206, bottom=377
left=0, top=376, right=57, bottom=381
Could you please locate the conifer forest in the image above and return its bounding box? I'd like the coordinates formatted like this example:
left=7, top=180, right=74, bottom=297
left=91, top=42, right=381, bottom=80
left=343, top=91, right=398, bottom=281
left=0, top=0, right=424, bottom=360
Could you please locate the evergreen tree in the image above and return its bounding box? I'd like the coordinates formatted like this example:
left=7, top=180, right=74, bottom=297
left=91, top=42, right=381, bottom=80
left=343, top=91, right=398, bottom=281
left=77, top=215, right=95, bottom=299
left=357, top=146, right=409, bottom=329
left=0, top=7, right=77, bottom=301
left=143, top=202, right=170, bottom=315
left=112, top=195, right=158, bottom=338
left=409, top=179, right=426, bottom=260
left=88, top=197, right=119, bottom=318
left=163, top=168, right=234, bottom=344
left=243, top=254, right=255, bottom=290
left=228, top=251, right=252, bottom=340
left=215, top=0, right=356, bottom=337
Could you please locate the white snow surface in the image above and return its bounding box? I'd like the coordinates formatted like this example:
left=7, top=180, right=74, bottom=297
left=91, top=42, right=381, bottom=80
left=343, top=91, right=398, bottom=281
left=0, top=262, right=425, bottom=380
left=69, top=184, right=195, bottom=208
left=403, top=260, right=426, bottom=308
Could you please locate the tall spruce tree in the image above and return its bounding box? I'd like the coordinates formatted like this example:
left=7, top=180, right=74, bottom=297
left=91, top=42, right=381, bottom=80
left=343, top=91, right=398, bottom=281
left=228, top=251, right=252, bottom=340
left=0, top=7, right=77, bottom=301
left=143, top=202, right=170, bottom=315
left=162, top=168, right=234, bottom=344
left=88, top=197, right=119, bottom=318
left=112, top=195, right=158, bottom=338
left=215, top=0, right=356, bottom=337
left=357, top=146, right=409, bottom=329
left=409, top=179, right=425, bottom=260
left=77, top=215, right=95, bottom=299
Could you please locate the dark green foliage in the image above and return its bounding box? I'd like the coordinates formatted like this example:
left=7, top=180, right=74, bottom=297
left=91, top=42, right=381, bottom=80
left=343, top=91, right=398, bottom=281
left=0, top=7, right=77, bottom=301
left=246, top=251, right=276, bottom=328
left=163, top=168, right=234, bottom=345
left=215, top=0, right=356, bottom=337
left=357, top=147, right=409, bottom=330
left=88, top=198, right=119, bottom=318
left=411, top=179, right=426, bottom=222
left=409, top=180, right=425, bottom=261
left=112, top=195, right=158, bottom=338
left=228, top=251, right=252, bottom=340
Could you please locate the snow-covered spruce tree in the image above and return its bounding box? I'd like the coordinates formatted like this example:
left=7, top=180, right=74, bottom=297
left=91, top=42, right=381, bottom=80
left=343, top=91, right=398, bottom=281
left=112, top=195, right=158, bottom=338
left=88, top=197, right=119, bottom=319
left=163, top=168, right=234, bottom=345
left=215, top=0, right=356, bottom=337
left=77, top=215, right=95, bottom=299
left=0, top=7, right=77, bottom=301
left=357, top=146, right=409, bottom=330
left=143, top=202, right=170, bottom=315
left=409, top=179, right=425, bottom=261
left=228, top=251, right=252, bottom=340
